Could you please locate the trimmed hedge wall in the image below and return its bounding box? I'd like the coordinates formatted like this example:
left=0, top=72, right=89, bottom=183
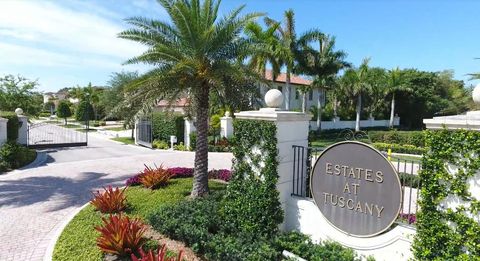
left=413, top=129, right=480, bottom=260
left=373, top=142, right=426, bottom=155
left=152, top=112, right=184, bottom=143
left=0, top=111, right=19, bottom=141
left=368, top=130, right=425, bottom=147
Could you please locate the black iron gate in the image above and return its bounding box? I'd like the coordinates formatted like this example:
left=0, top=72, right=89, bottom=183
left=135, top=119, right=152, bottom=148
left=27, top=122, right=88, bottom=149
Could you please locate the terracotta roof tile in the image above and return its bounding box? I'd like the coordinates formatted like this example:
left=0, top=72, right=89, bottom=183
left=264, top=69, right=312, bottom=85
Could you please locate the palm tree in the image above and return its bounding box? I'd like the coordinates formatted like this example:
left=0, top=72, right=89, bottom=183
left=340, top=58, right=371, bottom=132
left=298, top=34, right=349, bottom=130
left=244, top=21, right=281, bottom=78
left=266, top=10, right=321, bottom=111
left=385, top=67, right=410, bottom=128
left=119, top=0, right=261, bottom=197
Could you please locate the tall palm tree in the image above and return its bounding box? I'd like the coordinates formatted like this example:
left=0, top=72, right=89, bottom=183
left=266, top=10, right=321, bottom=111
left=119, top=0, right=261, bottom=197
left=244, top=21, right=281, bottom=78
left=340, top=58, right=371, bottom=132
left=385, top=67, right=410, bottom=128
left=298, top=34, right=349, bottom=130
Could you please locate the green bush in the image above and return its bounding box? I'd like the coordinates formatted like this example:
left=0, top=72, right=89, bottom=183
left=373, top=142, right=425, bottom=155
left=368, top=130, right=425, bottom=147
left=152, top=139, right=169, bottom=150
left=75, top=101, right=94, bottom=122
left=148, top=192, right=223, bottom=253
left=39, top=111, right=51, bottom=117
left=0, top=111, right=19, bottom=141
left=173, top=142, right=187, bottom=151
left=274, top=231, right=363, bottom=261
left=152, top=112, right=184, bottom=143
left=205, top=233, right=279, bottom=261
left=0, top=141, right=36, bottom=171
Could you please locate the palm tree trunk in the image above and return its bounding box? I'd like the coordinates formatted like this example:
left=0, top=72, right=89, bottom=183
left=302, top=92, right=307, bottom=113
left=355, top=94, right=362, bottom=132
left=191, top=85, right=210, bottom=198
left=389, top=93, right=395, bottom=128
left=333, top=95, right=338, bottom=119
left=285, top=68, right=291, bottom=110
left=316, top=89, right=322, bottom=131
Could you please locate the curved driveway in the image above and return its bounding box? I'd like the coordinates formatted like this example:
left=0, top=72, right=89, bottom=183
left=0, top=134, right=233, bottom=261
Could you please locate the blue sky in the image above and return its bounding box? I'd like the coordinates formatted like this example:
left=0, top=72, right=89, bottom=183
left=1, top=0, right=479, bottom=92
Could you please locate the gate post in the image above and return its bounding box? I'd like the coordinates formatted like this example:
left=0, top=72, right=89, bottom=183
left=220, top=111, right=233, bottom=138
left=15, top=108, right=28, bottom=145
left=184, top=117, right=196, bottom=150
left=235, top=90, right=310, bottom=228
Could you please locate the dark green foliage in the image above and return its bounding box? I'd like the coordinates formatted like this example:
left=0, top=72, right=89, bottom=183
left=0, top=111, right=19, bottom=141
left=148, top=192, right=223, bottom=253
left=373, top=142, right=425, bottom=155
left=0, top=75, right=43, bottom=116
left=413, top=130, right=480, bottom=260
left=189, top=133, right=196, bottom=150
left=205, top=233, right=279, bottom=261
left=0, top=141, right=36, bottom=171
left=368, top=130, right=425, bottom=147
left=274, top=232, right=362, bottom=261
left=56, top=100, right=72, bottom=124
left=151, top=112, right=184, bottom=143
left=75, top=100, right=95, bottom=122
left=221, top=120, right=283, bottom=238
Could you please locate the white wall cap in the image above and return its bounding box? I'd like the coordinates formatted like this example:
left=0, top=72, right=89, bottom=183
left=235, top=109, right=311, bottom=122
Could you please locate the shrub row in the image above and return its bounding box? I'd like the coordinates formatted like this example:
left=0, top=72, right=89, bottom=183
left=373, top=142, right=425, bottom=155
left=0, top=111, right=19, bottom=141
left=0, top=142, right=36, bottom=172
left=125, top=167, right=231, bottom=186
left=367, top=130, right=425, bottom=147
left=152, top=112, right=184, bottom=144
left=148, top=192, right=367, bottom=261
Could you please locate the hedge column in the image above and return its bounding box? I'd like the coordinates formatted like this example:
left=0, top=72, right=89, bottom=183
left=0, top=117, right=7, bottom=145
left=235, top=107, right=310, bottom=225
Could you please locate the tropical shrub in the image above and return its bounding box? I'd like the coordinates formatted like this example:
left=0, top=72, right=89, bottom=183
left=152, top=140, right=169, bottom=150
left=125, top=167, right=231, bottom=186
left=0, top=141, right=36, bottom=170
left=368, top=130, right=425, bottom=147
left=173, top=142, right=188, bottom=151
left=168, top=167, right=194, bottom=178
left=204, top=233, right=279, bottom=261
left=208, top=169, right=231, bottom=182
left=208, top=137, right=232, bottom=152
left=90, top=186, right=127, bottom=213
left=274, top=231, right=362, bottom=261
left=131, top=245, right=184, bottom=261
left=152, top=112, right=184, bottom=144
left=149, top=192, right=223, bottom=253
left=139, top=164, right=172, bottom=189
left=95, top=215, right=146, bottom=257
left=0, top=111, right=19, bottom=141
left=373, top=142, right=425, bottom=155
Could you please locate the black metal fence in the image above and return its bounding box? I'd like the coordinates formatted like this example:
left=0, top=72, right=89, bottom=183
left=135, top=119, right=152, bottom=148
left=292, top=145, right=421, bottom=225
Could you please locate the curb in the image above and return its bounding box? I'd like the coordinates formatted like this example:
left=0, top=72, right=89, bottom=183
left=43, top=202, right=91, bottom=261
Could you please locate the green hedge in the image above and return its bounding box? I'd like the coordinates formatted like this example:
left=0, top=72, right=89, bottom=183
left=368, top=130, right=425, bottom=147
left=413, top=130, right=480, bottom=259
left=0, top=111, right=19, bottom=141
left=152, top=112, right=184, bottom=143
left=373, top=142, right=425, bottom=155
left=0, top=141, right=36, bottom=172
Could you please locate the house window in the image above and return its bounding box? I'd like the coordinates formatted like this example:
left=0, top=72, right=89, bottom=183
left=309, top=90, right=313, bottom=100
left=277, top=86, right=283, bottom=92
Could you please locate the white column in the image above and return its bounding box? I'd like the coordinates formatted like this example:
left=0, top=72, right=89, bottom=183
left=235, top=108, right=311, bottom=227
left=0, top=117, right=7, bottom=146
left=220, top=111, right=233, bottom=139
left=184, top=118, right=196, bottom=149
left=17, top=115, right=28, bottom=145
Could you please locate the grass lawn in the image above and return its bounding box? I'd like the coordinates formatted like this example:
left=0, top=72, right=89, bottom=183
left=76, top=128, right=97, bottom=132
left=103, top=126, right=126, bottom=131
left=53, top=178, right=225, bottom=261
left=111, top=137, right=135, bottom=145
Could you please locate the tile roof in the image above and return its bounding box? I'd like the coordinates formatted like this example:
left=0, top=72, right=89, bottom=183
left=156, top=97, right=189, bottom=107
left=264, top=69, right=312, bottom=85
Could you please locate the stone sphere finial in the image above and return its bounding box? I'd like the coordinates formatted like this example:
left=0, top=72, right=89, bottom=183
left=473, top=83, right=480, bottom=104
left=265, top=89, right=284, bottom=108
left=15, top=108, right=23, bottom=115
left=224, top=111, right=230, bottom=117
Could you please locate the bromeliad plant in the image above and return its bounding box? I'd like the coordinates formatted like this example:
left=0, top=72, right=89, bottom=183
left=139, top=164, right=173, bottom=189
left=131, top=244, right=184, bottom=261
left=95, top=214, right=146, bottom=257
left=90, top=186, right=127, bottom=213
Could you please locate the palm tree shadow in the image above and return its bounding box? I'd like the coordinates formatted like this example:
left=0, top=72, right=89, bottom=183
left=0, top=172, right=131, bottom=212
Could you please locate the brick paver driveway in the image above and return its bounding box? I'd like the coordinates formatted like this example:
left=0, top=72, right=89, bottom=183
left=0, top=134, right=233, bottom=261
